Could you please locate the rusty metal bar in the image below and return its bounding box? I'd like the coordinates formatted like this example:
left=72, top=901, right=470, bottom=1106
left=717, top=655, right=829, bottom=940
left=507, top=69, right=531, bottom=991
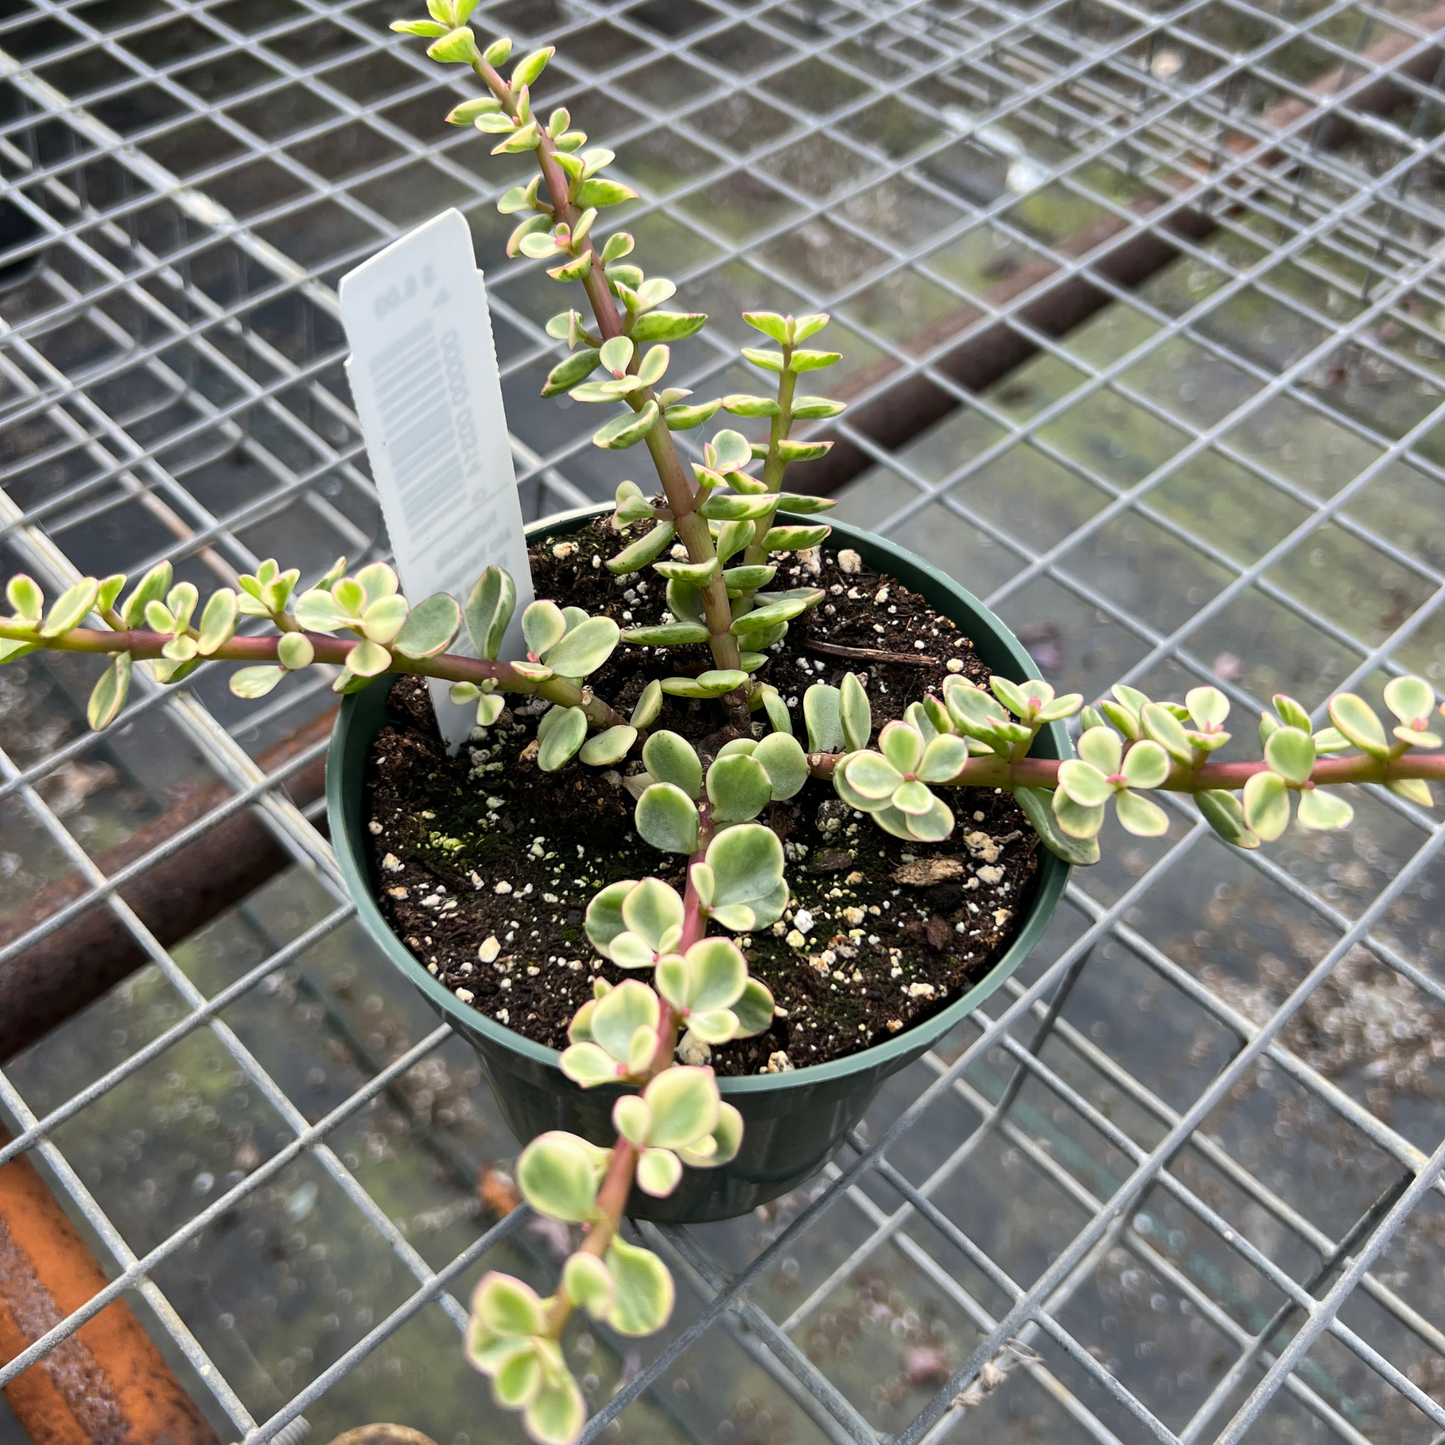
left=0, top=1130, right=222, bottom=1445
left=0, top=708, right=335, bottom=1061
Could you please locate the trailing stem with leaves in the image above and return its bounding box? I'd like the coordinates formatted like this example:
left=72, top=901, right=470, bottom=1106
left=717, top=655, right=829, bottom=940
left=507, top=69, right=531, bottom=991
left=5, top=23, right=1445, bottom=1445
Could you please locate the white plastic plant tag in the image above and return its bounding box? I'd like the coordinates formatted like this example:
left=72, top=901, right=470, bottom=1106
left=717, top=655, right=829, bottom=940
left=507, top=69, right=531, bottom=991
left=339, top=208, right=533, bottom=750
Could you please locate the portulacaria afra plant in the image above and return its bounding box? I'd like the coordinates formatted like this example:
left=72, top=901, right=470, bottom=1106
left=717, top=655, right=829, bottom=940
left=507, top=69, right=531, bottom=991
left=5, top=21, right=1445, bottom=1445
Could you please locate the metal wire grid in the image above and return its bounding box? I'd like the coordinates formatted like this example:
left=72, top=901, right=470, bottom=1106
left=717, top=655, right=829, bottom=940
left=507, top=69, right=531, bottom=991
left=2, top=0, right=1445, bottom=1438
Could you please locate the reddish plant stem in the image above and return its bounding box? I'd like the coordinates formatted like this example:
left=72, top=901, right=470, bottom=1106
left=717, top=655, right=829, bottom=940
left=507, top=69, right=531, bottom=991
left=641, top=429, right=746, bottom=686
left=678, top=873, right=709, bottom=952
left=536, top=809, right=721, bottom=1340
left=805, top=748, right=1445, bottom=789
left=648, top=997, right=678, bottom=1077
left=3, top=622, right=628, bottom=729
left=639, top=803, right=713, bottom=1080
left=542, top=1136, right=639, bottom=1335
left=536, top=812, right=723, bottom=1339
left=588, top=1140, right=639, bottom=1243
left=677, top=805, right=714, bottom=952
left=473, top=56, right=626, bottom=346
left=533, top=811, right=719, bottom=1339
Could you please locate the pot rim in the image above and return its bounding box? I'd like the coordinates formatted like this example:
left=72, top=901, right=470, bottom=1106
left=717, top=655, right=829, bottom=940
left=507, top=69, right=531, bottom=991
left=327, top=503, right=1070, bottom=1096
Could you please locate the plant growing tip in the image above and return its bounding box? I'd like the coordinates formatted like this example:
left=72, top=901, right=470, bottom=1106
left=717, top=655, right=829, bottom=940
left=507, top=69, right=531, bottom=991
left=3, top=22, right=1441, bottom=1445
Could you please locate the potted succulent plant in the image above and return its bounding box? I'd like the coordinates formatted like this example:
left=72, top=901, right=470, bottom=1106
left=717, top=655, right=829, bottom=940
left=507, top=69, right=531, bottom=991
left=5, top=19, right=1445, bottom=1445
left=326, top=501, right=1073, bottom=1224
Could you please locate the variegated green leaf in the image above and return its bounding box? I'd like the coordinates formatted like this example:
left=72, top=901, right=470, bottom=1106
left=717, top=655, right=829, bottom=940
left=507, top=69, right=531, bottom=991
left=86, top=652, right=132, bottom=729
left=607, top=522, right=676, bottom=575
left=537, top=706, right=588, bottom=771
left=605, top=1236, right=674, bottom=1336
left=635, top=782, right=700, bottom=853
left=40, top=578, right=99, bottom=638
left=1242, top=771, right=1291, bottom=841
left=394, top=593, right=462, bottom=658
left=516, top=1130, right=605, bottom=1223
left=1195, top=789, right=1259, bottom=849
left=465, top=566, right=516, bottom=660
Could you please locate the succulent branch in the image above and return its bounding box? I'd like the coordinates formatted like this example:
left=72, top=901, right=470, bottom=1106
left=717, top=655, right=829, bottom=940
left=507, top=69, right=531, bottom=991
left=5, top=18, right=1442, bottom=1445
left=726, top=312, right=846, bottom=603
left=432, top=29, right=757, bottom=698
left=795, top=673, right=1445, bottom=866
left=0, top=563, right=633, bottom=731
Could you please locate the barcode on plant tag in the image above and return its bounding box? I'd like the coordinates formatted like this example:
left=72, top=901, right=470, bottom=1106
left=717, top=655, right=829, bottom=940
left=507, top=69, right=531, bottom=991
left=339, top=208, right=533, bottom=750
left=370, top=321, right=461, bottom=545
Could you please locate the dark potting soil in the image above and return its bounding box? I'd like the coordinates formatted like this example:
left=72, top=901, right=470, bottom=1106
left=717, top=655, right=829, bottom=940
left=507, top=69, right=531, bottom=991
left=363, top=521, right=1041, bottom=1076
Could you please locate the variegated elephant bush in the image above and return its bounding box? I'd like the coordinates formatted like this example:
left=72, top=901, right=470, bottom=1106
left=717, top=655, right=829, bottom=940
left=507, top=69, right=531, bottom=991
left=6, top=20, right=1445, bottom=1445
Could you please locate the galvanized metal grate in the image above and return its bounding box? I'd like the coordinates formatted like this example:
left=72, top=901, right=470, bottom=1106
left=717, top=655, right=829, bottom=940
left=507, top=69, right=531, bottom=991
left=2, top=0, right=1445, bottom=1439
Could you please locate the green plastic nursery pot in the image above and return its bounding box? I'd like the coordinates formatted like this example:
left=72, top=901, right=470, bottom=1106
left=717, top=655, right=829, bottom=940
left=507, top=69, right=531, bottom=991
left=328, top=505, right=1069, bottom=1223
